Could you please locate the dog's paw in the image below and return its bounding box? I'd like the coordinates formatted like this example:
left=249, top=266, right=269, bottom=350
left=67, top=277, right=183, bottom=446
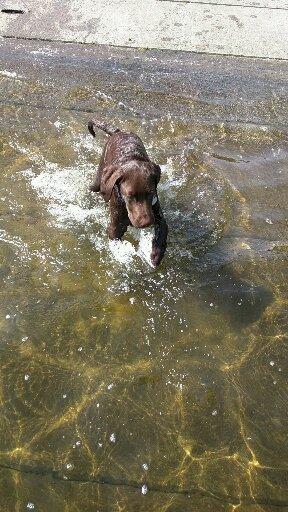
left=89, top=183, right=100, bottom=192
left=151, top=245, right=164, bottom=267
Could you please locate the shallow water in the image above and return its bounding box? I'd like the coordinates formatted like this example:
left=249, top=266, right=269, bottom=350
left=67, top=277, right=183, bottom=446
left=0, top=39, right=288, bottom=511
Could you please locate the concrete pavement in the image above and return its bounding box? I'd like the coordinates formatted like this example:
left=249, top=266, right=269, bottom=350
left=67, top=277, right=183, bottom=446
left=1, top=0, right=288, bottom=59
left=1, top=35, right=288, bottom=511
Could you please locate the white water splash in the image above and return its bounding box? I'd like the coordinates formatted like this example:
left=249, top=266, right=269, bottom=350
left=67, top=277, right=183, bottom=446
left=23, top=155, right=153, bottom=269
left=30, top=163, right=107, bottom=229
left=30, top=47, right=59, bottom=56
left=17, top=135, right=190, bottom=272
left=0, top=70, right=23, bottom=79
left=108, top=239, right=137, bottom=265
left=108, top=231, right=154, bottom=267
left=137, top=230, right=154, bottom=267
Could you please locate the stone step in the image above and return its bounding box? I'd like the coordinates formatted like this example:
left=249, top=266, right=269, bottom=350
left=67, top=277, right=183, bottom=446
left=1, top=0, right=287, bottom=59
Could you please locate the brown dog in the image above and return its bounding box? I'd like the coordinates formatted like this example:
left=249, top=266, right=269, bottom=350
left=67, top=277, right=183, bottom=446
left=88, top=119, right=168, bottom=267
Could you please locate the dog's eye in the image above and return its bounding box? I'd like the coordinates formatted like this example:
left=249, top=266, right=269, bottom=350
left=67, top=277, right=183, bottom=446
left=123, top=194, right=134, bottom=203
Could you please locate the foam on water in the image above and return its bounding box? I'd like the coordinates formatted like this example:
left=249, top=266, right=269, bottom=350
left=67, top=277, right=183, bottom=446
left=27, top=159, right=155, bottom=269
left=31, top=165, right=90, bottom=204
left=137, top=230, right=155, bottom=267
left=108, top=230, right=155, bottom=267
left=30, top=164, right=107, bottom=229
left=18, top=139, right=157, bottom=271
left=108, top=239, right=136, bottom=265
left=71, top=133, right=101, bottom=154
left=0, top=229, right=29, bottom=256
left=30, top=47, right=59, bottom=56
left=160, top=157, right=188, bottom=192
left=0, top=228, right=64, bottom=272
left=0, top=70, right=23, bottom=79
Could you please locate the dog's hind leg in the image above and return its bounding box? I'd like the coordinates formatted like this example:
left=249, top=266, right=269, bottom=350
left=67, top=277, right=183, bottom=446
left=89, top=171, right=101, bottom=192
left=89, top=143, right=107, bottom=192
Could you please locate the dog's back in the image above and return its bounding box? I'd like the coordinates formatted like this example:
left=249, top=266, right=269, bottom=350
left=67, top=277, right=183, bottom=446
left=88, top=119, right=149, bottom=166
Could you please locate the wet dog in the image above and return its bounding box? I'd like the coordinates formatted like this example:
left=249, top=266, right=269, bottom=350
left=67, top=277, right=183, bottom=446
left=88, top=119, right=168, bottom=267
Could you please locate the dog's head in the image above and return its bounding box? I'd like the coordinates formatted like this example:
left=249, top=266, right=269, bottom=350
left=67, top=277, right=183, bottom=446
left=100, top=160, right=161, bottom=228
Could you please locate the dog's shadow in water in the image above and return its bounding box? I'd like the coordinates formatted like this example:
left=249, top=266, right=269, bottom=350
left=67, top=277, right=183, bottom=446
left=163, top=195, right=273, bottom=329
left=195, top=266, right=273, bottom=329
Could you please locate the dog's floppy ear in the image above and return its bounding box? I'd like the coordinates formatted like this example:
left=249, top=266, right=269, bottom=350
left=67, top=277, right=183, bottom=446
left=151, top=163, right=161, bottom=185
left=100, top=165, right=124, bottom=202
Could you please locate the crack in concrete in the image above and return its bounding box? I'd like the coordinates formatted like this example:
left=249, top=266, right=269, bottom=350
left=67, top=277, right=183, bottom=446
left=2, top=34, right=288, bottom=62
left=157, top=0, right=288, bottom=10
left=0, top=461, right=288, bottom=507
left=1, top=8, right=25, bottom=14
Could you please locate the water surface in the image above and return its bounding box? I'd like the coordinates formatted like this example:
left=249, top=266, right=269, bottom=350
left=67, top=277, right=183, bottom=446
left=0, top=39, right=288, bottom=511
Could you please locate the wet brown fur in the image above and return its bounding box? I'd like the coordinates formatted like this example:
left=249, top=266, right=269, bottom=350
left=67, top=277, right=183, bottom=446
left=88, top=119, right=168, bottom=267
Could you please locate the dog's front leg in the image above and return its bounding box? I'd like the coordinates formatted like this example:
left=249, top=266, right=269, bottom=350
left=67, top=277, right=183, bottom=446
left=107, top=194, right=130, bottom=240
left=151, top=202, right=168, bottom=267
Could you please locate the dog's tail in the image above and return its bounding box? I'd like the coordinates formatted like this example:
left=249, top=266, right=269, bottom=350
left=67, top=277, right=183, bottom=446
left=88, top=119, right=120, bottom=137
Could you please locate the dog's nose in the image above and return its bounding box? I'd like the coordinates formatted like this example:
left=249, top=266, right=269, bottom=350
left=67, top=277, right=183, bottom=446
left=139, top=220, right=152, bottom=228
left=136, top=215, right=154, bottom=228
